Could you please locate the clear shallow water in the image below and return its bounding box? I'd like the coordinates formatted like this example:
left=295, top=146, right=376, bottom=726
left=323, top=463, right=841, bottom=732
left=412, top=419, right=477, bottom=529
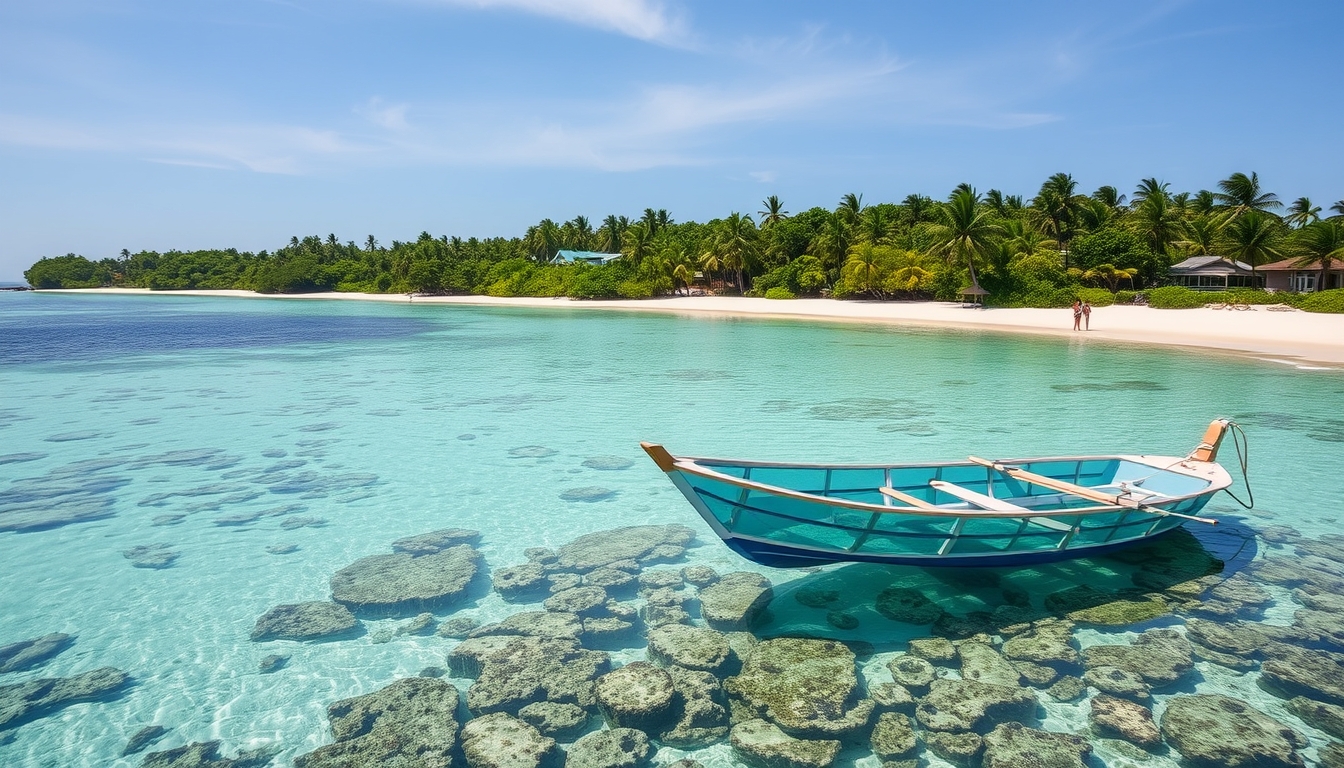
left=1, top=291, right=1343, bottom=767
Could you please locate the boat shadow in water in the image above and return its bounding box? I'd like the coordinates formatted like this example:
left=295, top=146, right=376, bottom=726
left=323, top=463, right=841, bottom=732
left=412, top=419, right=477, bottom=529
left=751, top=520, right=1259, bottom=652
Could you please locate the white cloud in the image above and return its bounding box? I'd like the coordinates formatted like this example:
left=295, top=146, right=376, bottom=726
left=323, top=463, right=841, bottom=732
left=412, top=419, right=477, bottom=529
left=749, top=171, right=776, bottom=183
left=432, top=0, right=689, bottom=45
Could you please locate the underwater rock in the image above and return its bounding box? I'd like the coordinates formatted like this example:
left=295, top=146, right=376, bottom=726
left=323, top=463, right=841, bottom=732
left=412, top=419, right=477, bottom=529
left=437, top=616, right=479, bottom=639
left=1285, top=696, right=1344, bottom=740
left=583, top=568, right=639, bottom=597
left=1000, top=621, right=1078, bottom=668
left=876, top=587, right=944, bottom=625
left=447, top=636, right=520, bottom=679
left=924, top=730, right=984, bottom=767
left=279, top=516, right=326, bottom=530
left=1293, top=586, right=1344, bottom=614
left=646, top=624, right=732, bottom=675
left=595, top=662, right=677, bottom=733
left=250, top=602, right=358, bottom=641
left=258, top=654, right=288, bottom=674
left=682, top=565, right=720, bottom=588
left=294, top=677, right=460, bottom=768
left=870, top=712, right=918, bottom=761
left=582, top=616, right=638, bottom=649
left=1082, top=628, right=1193, bottom=687
left=396, top=612, right=436, bottom=636
left=727, top=638, right=872, bottom=740
left=638, top=568, right=685, bottom=591
left=1292, top=609, right=1344, bottom=649
left=1045, top=676, right=1086, bottom=702
left=460, top=712, right=559, bottom=768
left=525, top=547, right=557, bottom=564
left=642, top=586, right=689, bottom=609
left=140, top=741, right=277, bottom=768
left=699, top=572, right=773, bottom=631
left=548, top=573, right=583, bottom=594
left=1089, top=693, right=1161, bottom=750
left=982, top=722, right=1092, bottom=768
left=1190, top=639, right=1258, bottom=671
left=1322, top=743, right=1344, bottom=768
left=1045, top=584, right=1169, bottom=625
left=887, top=656, right=936, bottom=695
left=660, top=666, right=731, bottom=748
left=391, top=527, right=481, bottom=556
left=958, top=641, right=1023, bottom=688
left=467, top=637, right=610, bottom=716
left=471, top=611, right=583, bottom=641
left=152, top=514, right=186, bottom=526
left=729, top=719, right=840, bottom=768
left=509, top=445, right=559, bottom=459
left=123, top=543, right=179, bottom=569
left=793, top=587, right=840, bottom=608
left=519, top=701, right=589, bottom=739
left=566, top=727, right=652, bottom=768
left=1013, top=661, right=1060, bottom=687
left=330, top=544, right=480, bottom=616
left=869, top=682, right=916, bottom=714
left=1259, top=645, right=1344, bottom=705
left=544, top=586, right=609, bottom=616
left=826, top=611, right=858, bottom=630
left=1183, top=618, right=1265, bottom=657
left=582, top=456, right=635, bottom=471
left=560, top=486, right=618, bottom=503
left=493, top=563, right=550, bottom=602
left=1207, top=575, right=1272, bottom=610
left=906, top=637, right=957, bottom=664
left=1083, top=666, right=1150, bottom=703
left=1160, top=694, right=1307, bottom=768
left=264, top=543, right=299, bottom=555
left=1294, top=535, right=1344, bottom=566
left=0, top=667, right=131, bottom=731
left=121, top=725, right=168, bottom=756
left=0, top=632, right=74, bottom=673
left=914, top=679, right=1036, bottom=733
left=554, top=524, right=696, bottom=573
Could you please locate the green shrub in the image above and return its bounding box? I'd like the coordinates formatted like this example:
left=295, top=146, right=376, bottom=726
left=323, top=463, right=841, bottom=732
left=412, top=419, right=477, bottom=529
left=1225, top=289, right=1294, bottom=305
left=1018, top=286, right=1077, bottom=308
left=764, top=286, right=796, bottom=300
left=1299, top=289, right=1344, bottom=314
left=24, top=254, right=112, bottom=289
left=1147, top=286, right=1223, bottom=309
left=1073, top=287, right=1116, bottom=307
left=568, top=267, right=622, bottom=299
left=1115, top=290, right=1137, bottom=304
left=617, top=279, right=654, bottom=299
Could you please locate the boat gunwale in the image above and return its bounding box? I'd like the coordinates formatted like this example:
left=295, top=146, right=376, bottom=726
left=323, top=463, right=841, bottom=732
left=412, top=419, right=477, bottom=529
left=667, top=452, right=1228, bottom=521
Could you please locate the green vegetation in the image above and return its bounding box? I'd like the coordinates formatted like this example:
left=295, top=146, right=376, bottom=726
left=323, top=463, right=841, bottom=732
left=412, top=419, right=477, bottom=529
left=23, top=174, right=1344, bottom=313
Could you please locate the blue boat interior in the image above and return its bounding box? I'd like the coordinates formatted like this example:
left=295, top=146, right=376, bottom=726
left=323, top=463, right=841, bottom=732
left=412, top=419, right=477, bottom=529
left=679, top=457, right=1216, bottom=564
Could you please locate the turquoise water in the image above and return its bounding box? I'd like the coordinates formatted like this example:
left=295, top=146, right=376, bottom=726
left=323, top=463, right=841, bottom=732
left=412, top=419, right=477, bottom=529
left=1, top=291, right=1342, bottom=766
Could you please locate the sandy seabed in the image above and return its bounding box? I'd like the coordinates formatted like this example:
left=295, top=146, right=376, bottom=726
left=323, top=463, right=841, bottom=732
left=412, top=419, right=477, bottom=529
left=37, top=288, right=1344, bottom=367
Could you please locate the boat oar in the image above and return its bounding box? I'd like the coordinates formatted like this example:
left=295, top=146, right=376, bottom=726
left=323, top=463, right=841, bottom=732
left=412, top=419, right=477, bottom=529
left=967, top=456, right=1218, bottom=526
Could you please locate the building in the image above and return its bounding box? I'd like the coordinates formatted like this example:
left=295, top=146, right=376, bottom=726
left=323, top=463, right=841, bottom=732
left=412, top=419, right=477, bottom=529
left=1168, top=256, right=1262, bottom=291
left=550, top=250, right=621, bottom=266
left=1254, top=257, right=1344, bottom=293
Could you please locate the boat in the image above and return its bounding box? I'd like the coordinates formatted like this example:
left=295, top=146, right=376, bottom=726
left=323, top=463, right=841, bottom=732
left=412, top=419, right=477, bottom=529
left=640, top=419, right=1248, bottom=568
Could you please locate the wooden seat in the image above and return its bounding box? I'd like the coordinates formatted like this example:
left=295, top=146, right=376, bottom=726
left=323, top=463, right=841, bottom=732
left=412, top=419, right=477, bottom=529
left=928, top=480, right=1074, bottom=532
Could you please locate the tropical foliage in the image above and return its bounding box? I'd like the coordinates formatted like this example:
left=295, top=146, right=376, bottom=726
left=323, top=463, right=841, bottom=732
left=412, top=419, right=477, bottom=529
left=24, top=172, right=1344, bottom=312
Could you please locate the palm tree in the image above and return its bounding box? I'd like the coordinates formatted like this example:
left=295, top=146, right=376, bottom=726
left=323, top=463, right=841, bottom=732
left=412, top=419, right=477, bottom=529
left=1177, top=213, right=1229, bottom=256
left=567, top=216, right=594, bottom=250
left=1032, top=173, right=1080, bottom=264
left=1132, top=192, right=1181, bottom=259
left=927, top=188, right=1002, bottom=289
left=1131, top=178, right=1168, bottom=207
left=526, top=219, right=562, bottom=263
left=857, top=206, right=894, bottom=245
left=1093, top=186, right=1127, bottom=210
left=837, top=193, right=864, bottom=225
left=698, top=249, right=722, bottom=291
left=842, top=242, right=890, bottom=297
left=809, top=212, right=851, bottom=282
left=364, top=235, right=379, bottom=252
left=985, top=189, right=1008, bottom=217
left=640, top=208, right=661, bottom=236
left=758, top=196, right=788, bottom=226
left=1332, top=201, right=1344, bottom=218
left=1002, top=219, right=1056, bottom=257
left=655, top=209, right=672, bottom=231
left=1083, top=264, right=1139, bottom=292
left=711, top=213, right=759, bottom=293
left=1224, top=211, right=1283, bottom=287
left=597, top=214, right=627, bottom=252
left=1290, top=220, right=1344, bottom=291
left=621, top=223, right=654, bottom=267
left=1285, top=197, right=1322, bottom=229
left=1075, top=198, right=1116, bottom=231
left=901, top=194, right=936, bottom=227
left=1215, top=171, right=1282, bottom=217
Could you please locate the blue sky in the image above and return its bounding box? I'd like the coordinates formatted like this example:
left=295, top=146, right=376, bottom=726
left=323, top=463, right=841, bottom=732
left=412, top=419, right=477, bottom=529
left=1, top=0, right=1340, bottom=280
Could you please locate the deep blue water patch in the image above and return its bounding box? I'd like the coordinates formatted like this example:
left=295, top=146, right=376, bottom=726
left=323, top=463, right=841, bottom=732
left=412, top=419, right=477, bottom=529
left=0, top=294, right=436, bottom=366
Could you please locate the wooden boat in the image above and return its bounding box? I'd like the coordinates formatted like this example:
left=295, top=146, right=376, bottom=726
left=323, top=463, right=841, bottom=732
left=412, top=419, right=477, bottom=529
left=641, top=419, right=1245, bottom=568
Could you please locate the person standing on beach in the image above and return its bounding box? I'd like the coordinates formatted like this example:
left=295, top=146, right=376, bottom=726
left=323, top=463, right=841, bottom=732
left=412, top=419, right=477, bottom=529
left=1072, top=300, right=1082, bottom=331
left=1082, top=300, right=1091, bottom=331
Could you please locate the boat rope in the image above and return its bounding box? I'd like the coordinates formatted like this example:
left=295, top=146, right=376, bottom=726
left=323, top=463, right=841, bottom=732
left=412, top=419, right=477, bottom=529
left=1219, top=420, right=1254, bottom=510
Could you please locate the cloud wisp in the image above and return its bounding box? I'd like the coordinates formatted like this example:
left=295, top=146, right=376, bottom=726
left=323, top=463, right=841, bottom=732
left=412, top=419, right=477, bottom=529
left=428, top=0, right=691, bottom=46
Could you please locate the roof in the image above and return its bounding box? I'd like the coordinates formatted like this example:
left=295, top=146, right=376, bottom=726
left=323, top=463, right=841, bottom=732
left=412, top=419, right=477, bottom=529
left=958, top=285, right=990, bottom=295
left=552, top=250, right=621, bottom=265
left=1169, top=255, right=1255, bottom=275
left=1256, top=256, right=1344, bottom=272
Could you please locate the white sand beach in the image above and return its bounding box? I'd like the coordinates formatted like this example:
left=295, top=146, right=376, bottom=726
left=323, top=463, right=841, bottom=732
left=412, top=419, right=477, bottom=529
left=36, top=288, right=1344, bottom=367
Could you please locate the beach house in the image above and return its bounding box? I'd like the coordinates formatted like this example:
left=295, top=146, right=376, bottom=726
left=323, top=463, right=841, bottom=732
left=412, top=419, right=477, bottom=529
left=550, top=250, right=621, bottom=266
left=1168, top=256, right=1262, bottom=291
left=1253, top=257, right=1344, bottom=293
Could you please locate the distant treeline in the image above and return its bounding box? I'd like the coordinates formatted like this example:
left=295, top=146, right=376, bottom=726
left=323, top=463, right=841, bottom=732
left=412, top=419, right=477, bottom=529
left=23, top=172, right=1344, bottom=310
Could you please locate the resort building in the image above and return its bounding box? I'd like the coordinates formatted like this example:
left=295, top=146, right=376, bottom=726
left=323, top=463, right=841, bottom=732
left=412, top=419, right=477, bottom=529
left=1254, top=257, right=1344, bottom=293
left=550, top=250, right=621, bottom=266
left=1168, top=256, right=1262, bottom=291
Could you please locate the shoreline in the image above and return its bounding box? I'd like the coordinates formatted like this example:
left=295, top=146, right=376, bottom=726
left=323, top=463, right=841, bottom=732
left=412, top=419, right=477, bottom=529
left=32, top=287, right=1344, bottom=368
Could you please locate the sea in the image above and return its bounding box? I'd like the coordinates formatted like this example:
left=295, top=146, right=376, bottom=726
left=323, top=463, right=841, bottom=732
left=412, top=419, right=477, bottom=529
left=1, top=291, right=1342, bottom=767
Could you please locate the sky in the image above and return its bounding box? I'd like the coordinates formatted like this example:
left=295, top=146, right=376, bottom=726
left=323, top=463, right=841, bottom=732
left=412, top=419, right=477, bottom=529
left=1, top=0, right=1340, bottom=281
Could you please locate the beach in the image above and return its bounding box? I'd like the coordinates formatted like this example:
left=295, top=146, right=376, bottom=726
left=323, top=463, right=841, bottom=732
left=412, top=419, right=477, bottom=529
left=38, top=287, right=1344, bottom=367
